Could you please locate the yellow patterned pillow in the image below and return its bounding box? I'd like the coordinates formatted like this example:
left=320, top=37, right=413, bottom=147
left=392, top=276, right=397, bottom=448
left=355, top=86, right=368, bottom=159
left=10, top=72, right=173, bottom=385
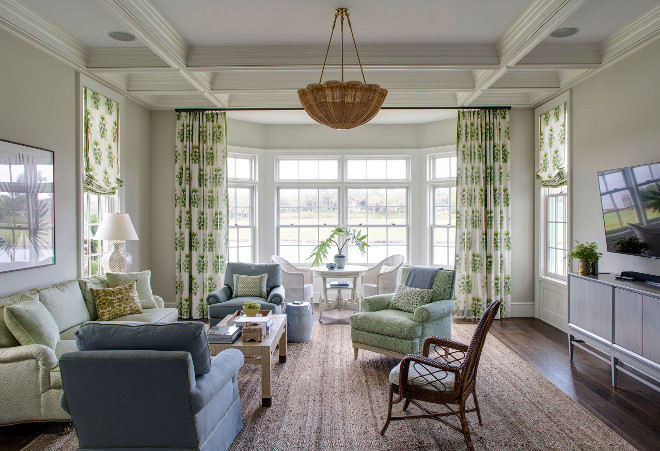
left=91, top=281, right=143, bottom=321
left=232, top=274, right=268, bottom=299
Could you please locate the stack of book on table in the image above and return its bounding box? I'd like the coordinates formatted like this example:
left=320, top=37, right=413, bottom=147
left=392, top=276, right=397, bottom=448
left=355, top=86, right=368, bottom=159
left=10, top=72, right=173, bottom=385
left=329, top=281, right=351, bottom=288
left=207, top=325, right=241, bottom=344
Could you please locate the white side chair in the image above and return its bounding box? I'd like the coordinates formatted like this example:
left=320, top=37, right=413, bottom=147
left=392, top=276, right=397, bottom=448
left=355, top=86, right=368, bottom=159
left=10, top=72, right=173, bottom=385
left=271, top=255, right=315, bottom=311
left=360, top=254, right=405, bottom=298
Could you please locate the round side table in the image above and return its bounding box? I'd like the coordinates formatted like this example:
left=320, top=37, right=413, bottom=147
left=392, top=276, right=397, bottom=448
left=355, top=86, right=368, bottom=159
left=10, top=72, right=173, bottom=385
left=286, top=302, right=313, bottom=342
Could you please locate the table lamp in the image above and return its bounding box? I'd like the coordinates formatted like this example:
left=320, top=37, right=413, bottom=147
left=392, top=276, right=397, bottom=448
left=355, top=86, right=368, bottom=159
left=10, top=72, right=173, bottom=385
left=93, top=213, right=139, bottom=273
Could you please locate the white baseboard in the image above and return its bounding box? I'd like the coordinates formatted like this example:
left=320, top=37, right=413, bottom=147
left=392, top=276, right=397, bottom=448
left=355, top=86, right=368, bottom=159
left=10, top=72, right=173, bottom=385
left=510, top=301, right=534, bottom=317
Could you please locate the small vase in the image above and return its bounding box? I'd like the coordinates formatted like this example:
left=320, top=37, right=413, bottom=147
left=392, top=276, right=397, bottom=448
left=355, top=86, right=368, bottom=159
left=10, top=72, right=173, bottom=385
left=578, top=260, right=598, bottom=275
left=243, top=307, right=260, bottom=317
left=334, top=252, right=347, bottom=269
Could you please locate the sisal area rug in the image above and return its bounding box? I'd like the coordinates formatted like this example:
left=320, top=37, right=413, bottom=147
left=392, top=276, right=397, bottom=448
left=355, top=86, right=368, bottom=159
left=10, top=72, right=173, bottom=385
left=24, top=323, right=632, bottom=450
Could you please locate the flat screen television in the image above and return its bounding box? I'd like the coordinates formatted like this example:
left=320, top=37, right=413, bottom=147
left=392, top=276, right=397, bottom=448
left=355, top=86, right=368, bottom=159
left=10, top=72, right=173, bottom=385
left=598, top=162, right=660, bottom=259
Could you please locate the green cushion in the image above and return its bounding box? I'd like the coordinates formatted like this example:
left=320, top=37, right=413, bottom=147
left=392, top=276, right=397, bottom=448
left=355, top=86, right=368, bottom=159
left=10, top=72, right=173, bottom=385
left=0, top=291, right=38, bottom=347
left=232, top=274, right=267, bottom=299
left=4, top=299, right=60, bottom=349
left=91, top=281, right=143, bottom=321
left=389, top=284, right=433, bottom=313
left=107, top=271, right=153, bottom=301
left=350, top=309, right=421, bottom=339
left=78, top=275, right=109, bottom=320
left=389, top=361, right=455, bottom=391
left=38, top=281, right=90, bottom=332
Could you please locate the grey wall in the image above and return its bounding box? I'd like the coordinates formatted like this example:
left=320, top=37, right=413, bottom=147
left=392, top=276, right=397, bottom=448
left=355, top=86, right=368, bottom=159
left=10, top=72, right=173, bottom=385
left=149, top=111, right=177, bottom=302
left=572, top=39, right=660, bottom=275
left=0, top=28, right=152, bottom=296
left=509, top=109, right=535, bottom=313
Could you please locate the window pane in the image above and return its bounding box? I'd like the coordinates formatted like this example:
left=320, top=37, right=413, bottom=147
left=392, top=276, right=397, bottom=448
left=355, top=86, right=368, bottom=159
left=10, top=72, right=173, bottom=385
left=386, top=160, right=407, bottom=179
left=435, top=157, right=450, bottom=178
left=347, top=160, right=366, bottom=179
left=234, top=158, right=251, bottom=179
left=367, top=160, right=386, bottom=179
left=279, top=160, right=298, bottom=179
left=299, top=160, right=318, bottom=180
left=320, top=160, right=339, bottom=179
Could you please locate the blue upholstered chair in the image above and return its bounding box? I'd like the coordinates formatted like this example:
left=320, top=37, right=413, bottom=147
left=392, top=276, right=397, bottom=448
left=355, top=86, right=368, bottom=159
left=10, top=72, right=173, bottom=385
left=207, top=262, right=285, bottom=327
left=59, top=322, right=244, bottom=451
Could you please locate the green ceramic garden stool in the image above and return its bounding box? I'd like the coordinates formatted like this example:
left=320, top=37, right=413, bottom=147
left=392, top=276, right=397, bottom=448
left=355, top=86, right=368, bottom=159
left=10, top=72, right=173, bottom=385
left=286, top=302, right=313, bottom=342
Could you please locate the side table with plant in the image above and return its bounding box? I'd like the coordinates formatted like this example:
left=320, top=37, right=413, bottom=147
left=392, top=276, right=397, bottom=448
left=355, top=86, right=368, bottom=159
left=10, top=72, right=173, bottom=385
left=567, top=241, right=603, bottom=275
left=308, top=226, right=369, bottom=268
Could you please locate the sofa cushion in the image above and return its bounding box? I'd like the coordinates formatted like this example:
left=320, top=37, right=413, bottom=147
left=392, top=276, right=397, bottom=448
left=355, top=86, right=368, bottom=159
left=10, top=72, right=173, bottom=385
left=78, top=275, right=109, bottom=320
left=431, top=269, right=455, bottom=301
left=114, top=308, right=178, bottom=323
left=0, top=291, right=38, bottom=347
left=60, top=324, right=81, bottom=341
left=107, top=271, right=154, bottom=302
left=38, top=281, right=91, bottom=333
left=223, top=262, right=281, bottom=293
left=91, top=281, right=143, bottom=321
left=55, top=339, right=78, bottom=359
left=389, top=360, right=455, bottom=392
left=349, top=309, right=421, bottom=339
left=75, top=321, right=212, bottom=376
left=4, top=299, right=61, bottom=349
left=389, top=284, right=433, bottom=313
left=232, top=274, right=267, bottom=299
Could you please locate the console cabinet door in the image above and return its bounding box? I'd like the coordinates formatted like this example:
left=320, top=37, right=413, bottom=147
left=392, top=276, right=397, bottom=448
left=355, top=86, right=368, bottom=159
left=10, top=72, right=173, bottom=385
left=642, top=295, right=660, bottom=364
left=569, top=276, right=590, bottom=330
left=589, top=282, right=612, bottom=341
left=614, top=288, right=642, bottom=354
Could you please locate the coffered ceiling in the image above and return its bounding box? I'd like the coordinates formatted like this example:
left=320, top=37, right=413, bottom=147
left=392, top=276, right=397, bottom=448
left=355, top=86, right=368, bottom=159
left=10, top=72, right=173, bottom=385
left=1, top=0, right=659, bottom=112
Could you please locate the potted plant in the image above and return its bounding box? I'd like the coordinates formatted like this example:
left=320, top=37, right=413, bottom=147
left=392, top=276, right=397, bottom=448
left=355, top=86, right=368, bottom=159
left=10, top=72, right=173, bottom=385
left=243, top=301, right=261, bottom=317
left=308, top=226, right=369, bottom=269
left=567, top=241, right=603, bottom=275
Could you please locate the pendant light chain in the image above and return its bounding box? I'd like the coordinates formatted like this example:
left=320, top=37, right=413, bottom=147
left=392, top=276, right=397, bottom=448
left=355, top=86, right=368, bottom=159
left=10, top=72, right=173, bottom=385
left=345, top=12, right=367, bottom=84
left=318, top=8, right=367, bottom=85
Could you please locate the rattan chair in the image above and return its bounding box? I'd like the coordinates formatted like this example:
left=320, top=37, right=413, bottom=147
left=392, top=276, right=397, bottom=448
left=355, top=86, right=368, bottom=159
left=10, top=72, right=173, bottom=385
left=271, top=255, right=314, bottom=307
left=381, top=300, right=501, bottom=451
left=360, top=254, right=404, bottom=297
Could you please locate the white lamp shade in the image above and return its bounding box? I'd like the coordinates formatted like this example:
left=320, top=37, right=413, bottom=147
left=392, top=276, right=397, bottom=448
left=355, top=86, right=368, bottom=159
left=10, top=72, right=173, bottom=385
left=93, top=213, right=139, bottom=241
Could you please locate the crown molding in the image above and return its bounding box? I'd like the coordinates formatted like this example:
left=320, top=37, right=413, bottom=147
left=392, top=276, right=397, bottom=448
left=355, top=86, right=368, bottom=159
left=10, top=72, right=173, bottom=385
left=600, top=3, right=660, bottom=63
left=0, top=0, right=88, bottom=67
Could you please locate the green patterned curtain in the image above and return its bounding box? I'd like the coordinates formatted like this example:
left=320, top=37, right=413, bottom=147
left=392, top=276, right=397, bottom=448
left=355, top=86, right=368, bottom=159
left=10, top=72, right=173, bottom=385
left=83, top=88, right=122, bottom=194
left=174, top=111, right=229, bottom=319
left=455, top=109, right=511, bottom=318
left=536, top=102, right=567, bottom=187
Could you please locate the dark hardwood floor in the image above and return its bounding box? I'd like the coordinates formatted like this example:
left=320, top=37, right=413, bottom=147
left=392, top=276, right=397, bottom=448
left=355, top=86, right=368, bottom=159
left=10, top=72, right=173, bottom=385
left=1, top=314, right=658, bottom=450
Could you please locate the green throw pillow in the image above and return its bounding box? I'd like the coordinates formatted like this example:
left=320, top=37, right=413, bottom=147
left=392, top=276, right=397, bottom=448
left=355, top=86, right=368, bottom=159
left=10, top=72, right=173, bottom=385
left=107, top=270, right=153, bottom=301
left=91, top=281, right=143, bottom=321
left=232, top=274, right=268, bottom=299
left=389, top=284, right=433, bottom=313
left=4, top=299, right=60, bottom=349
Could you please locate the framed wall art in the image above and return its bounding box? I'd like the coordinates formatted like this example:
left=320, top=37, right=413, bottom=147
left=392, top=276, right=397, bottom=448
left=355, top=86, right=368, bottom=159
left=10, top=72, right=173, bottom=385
left=0, top=139, right=55, bottom=273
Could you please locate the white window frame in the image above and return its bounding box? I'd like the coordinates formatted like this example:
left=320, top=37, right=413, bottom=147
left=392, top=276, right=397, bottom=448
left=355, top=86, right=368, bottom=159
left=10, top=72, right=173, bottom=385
left=429, top=150, right=457, bottom=268
left=78, top=75, right=124, bottom=278
left=274, top=155, right=411, bottom=265
left=228, top=152, right=257, bottom=263
left=543, top=185, right=568, bottom=278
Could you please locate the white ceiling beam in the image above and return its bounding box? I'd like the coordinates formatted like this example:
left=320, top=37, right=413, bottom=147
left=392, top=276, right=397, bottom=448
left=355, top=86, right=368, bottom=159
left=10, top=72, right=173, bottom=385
left=96, top=0, right=227, bottom=107
left=460, top=0, right=589, bottom=106
left=600, top=3, right=660, bottom=63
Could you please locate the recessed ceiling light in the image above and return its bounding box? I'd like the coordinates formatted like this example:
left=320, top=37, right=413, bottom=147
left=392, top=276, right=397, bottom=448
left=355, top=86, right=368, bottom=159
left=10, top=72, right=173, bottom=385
left=550, top=27, right=579, bottom=38
left=108, top=31, right=137, bottom=42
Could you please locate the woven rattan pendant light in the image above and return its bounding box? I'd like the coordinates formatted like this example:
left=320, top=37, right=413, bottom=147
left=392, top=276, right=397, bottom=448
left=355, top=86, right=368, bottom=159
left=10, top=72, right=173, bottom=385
left=298, top=8, right=387, bottom=130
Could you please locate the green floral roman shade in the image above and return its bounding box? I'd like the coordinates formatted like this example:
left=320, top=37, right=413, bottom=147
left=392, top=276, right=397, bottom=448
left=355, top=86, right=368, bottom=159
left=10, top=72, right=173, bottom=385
left=536, top=102, right=567, bottom=187
left=174, top=111, right=229, bottom=319
left=455, top=109, right=511, bottom=318
left=83, top=88, right=122, bottom=194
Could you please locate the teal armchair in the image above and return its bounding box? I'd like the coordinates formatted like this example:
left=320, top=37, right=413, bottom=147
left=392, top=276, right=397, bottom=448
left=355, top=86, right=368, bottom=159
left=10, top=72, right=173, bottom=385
left=350, top=267, right=455, bottom=359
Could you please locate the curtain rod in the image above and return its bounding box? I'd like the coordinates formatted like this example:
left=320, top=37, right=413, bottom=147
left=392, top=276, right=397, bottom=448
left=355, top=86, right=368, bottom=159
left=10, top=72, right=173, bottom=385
left=174, top=106, right=512, bottom=112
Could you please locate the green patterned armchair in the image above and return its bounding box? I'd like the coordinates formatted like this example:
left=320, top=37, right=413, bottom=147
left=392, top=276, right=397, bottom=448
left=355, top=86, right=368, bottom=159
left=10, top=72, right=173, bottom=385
left=351, top=267, right=455, bottom=359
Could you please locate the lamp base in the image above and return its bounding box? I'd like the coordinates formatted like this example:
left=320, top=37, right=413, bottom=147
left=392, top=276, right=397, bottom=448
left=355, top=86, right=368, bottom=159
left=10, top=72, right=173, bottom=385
left=101, top=241, right=133, bottom=273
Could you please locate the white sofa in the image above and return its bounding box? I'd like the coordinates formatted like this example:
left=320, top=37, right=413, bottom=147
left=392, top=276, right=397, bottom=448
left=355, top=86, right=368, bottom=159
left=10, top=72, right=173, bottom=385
left=0, top=275, right=178, bottom=425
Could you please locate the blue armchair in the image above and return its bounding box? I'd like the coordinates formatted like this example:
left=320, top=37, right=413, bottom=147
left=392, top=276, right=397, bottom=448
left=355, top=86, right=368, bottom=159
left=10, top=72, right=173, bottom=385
left=59, top=322, right=243, bottom=451
left=207, top=262, right=285, bottom=327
